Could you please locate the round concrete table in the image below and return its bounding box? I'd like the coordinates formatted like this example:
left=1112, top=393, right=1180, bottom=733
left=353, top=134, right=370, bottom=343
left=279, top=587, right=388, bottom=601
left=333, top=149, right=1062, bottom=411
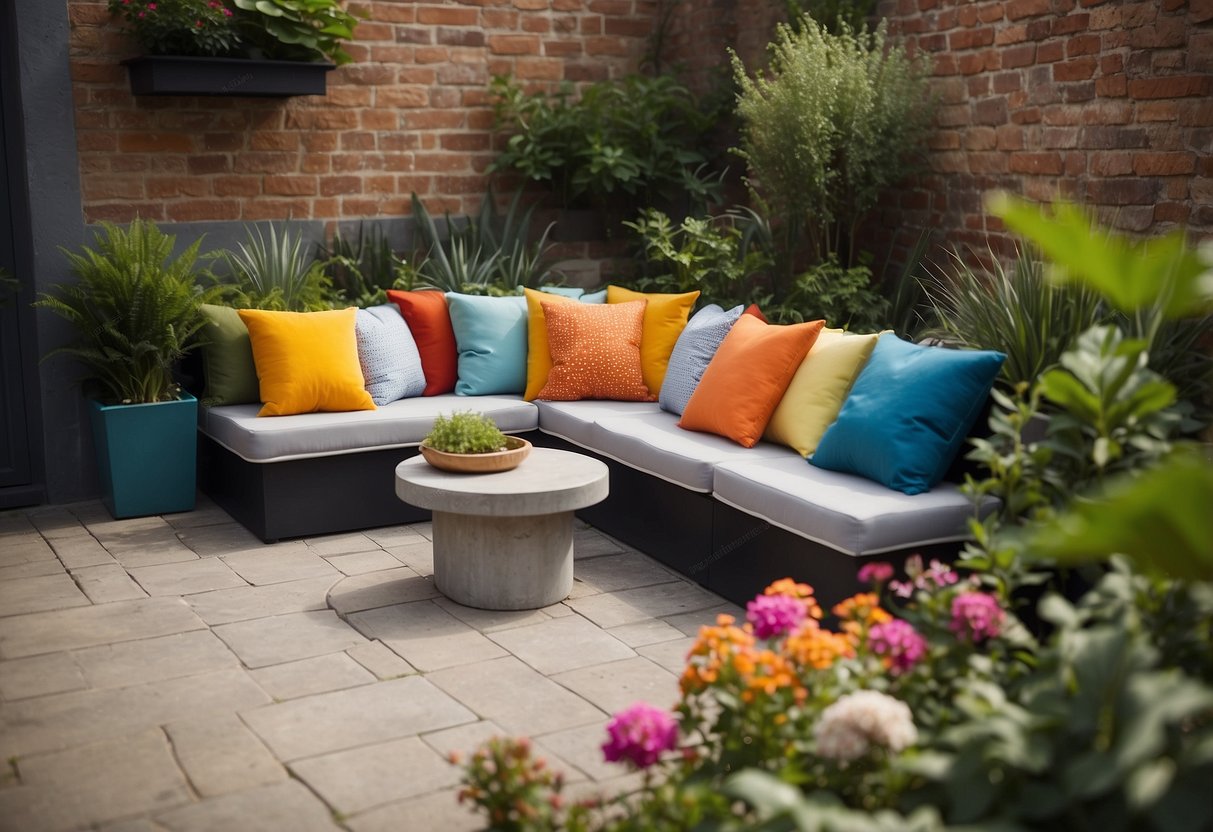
left=395, top=448, right=609, bottom=610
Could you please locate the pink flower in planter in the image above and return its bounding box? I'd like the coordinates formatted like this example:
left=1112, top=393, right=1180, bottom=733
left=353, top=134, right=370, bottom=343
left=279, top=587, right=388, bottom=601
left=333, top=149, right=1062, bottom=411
left=949, top=592, right=1004, bottom=643
left=601, top=702, right=678, bottom=769
left=746, top=593, right=808, bottom=640
left=868, top=619, right=928, bottom=674
left=857, top=561, right=894, bottom=585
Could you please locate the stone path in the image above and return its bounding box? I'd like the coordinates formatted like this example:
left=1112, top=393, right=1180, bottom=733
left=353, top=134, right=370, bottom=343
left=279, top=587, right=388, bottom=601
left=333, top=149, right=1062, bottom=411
left=0, top=498, right=739, bottom=831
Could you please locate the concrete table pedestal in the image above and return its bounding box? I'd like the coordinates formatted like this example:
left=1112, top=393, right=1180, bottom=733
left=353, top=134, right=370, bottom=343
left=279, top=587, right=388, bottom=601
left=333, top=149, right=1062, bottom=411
left=395, top=448, right=609, bottom=610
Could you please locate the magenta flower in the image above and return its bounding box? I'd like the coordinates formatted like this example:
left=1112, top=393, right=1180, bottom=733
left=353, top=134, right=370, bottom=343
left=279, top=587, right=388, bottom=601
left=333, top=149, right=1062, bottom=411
left=868, top=619, right=928, bottom=674
left=926, top=559, right=959, bottom=587
left=601, top=703, right=678, bottom=769
left=857, top=561, right=894, bottom=585
left=949, top=592, right=1004, bottom=643
left=746, top=593, right=807, bottom=640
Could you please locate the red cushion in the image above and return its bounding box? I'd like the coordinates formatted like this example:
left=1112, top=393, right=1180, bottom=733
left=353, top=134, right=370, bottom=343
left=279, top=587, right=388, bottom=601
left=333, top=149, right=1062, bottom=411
left=386, top=290, right=457, bottom=396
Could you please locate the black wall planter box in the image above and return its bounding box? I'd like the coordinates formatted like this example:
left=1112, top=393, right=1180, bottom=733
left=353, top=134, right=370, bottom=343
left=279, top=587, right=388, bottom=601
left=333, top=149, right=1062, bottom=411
left=124, top=56, right=334, bottom=97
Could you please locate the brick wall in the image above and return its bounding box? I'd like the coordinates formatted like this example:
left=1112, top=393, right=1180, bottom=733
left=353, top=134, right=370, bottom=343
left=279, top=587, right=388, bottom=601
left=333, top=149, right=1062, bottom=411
left=67, top=0, right=657, bottom=227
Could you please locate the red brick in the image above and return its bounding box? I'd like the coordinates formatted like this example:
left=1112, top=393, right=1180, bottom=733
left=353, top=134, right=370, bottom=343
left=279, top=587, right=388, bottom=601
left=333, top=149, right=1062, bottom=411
left=1080, top=125, right=1148, bottom=148
left=1128, top=76, right=1213, bottom=99
left=1001, top=44, right=1036, bottom=68
left=1095, top=75, right=1128, bottom=97
left=1036, top=41, right=1065, bottom=63
left=1006, top=0, right=1050, bottom=20
left=1133, top=152, right=1196, bottom=175
left=165, top=200, right=240, bottom=222
left=1154, top=203, right=1190, bottom=224
left=1051, top=12, right=1091, bottom=35
left=1054, top=57, right=1097, bottom=81
left=1009, top=151, right=1063, bottom=174
left=488, top=34, right=541, bottom=55
left=118, top=133, right=193, bottom=153
left=1085, top=177, right=1160, bottom=205
left=995, top=25, right=1028, bottom=45
left=1090, top=151, right=1134, bottom=176
left=949, top=28, right=996, bottom=50
left=1066, top=34, right=1101, bottom=57
left=1137, top=101, right=1179, bottom=122
left=264, top=176, right=318, bottom=196
left=416, top=6, right=478, bottom=25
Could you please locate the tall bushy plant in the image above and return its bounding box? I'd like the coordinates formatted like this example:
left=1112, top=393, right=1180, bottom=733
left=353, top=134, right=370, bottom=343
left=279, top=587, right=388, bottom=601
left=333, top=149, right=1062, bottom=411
left=732, top=19, right=932, bottom=279
left=37, top=220, right=223, bottom=404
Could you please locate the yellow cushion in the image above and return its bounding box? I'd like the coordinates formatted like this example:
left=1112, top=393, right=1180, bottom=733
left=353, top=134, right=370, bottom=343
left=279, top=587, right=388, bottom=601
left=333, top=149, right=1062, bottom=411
left=238, top=308, right=375, bottom=417
left=523, top=287, right=574, bottom=401
left=536, top=299, right=654, bottom=401
left=764, top=329, right=880, bottom=456
left=606, top=286, right=699, bottom=395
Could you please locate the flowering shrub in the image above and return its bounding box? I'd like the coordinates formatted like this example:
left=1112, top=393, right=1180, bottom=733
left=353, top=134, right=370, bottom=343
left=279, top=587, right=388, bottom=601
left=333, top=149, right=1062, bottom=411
left=600, top=703, right=678, bottom=769
left=108, top=0, right=238, bottom=57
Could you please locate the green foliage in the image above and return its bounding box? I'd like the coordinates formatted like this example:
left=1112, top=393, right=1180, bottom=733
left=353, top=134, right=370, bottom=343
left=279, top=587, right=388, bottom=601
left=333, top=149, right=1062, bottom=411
left=784, top=0, right=876, bottom=34
left=107, top=0, right=241, bottom=57
left=320, top=223, right=415, bottom=307
left=732, top=19, right=932, bottom=275
left=409, top=191, right=558, bottom=294
left=623, top=208, right=771, bottom=306
left=231, top=0, right=360, bottom=64
left=489, top=74, right=722, bottom=212
left=923, top=248, right=1108, bottom=390
left=776, top=256, right=886, bottom=330
left=222, top=223, right=334, bottom=311
left=36, top=220, right=223, bottom=404
left=423, top=411, right=508, bottom=454
left=0, top=267, right=18, bottom=307
left=880, top=231, right=936, bottom=342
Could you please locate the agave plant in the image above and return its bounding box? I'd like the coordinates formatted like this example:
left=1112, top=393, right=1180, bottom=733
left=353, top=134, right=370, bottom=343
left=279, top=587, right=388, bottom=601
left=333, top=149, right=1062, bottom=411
left=36, top=219, right=224, bottom=404
left=320, top=222, right=417, bottom=307
left=224, top=223, right=334, bottom=311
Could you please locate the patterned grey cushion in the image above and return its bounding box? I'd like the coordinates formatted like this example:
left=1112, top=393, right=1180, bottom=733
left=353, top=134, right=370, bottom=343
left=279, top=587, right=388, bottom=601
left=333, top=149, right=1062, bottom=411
left=658, top=304, right=744, bottom=416
left=355, top=305, right=426, bottom=405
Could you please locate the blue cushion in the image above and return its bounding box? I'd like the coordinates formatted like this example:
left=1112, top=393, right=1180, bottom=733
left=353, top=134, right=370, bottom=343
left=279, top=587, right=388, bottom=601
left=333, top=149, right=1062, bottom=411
left=581, top=289, right=607, bottom=304
left=445, top=293, right=529, bottom=395
left=658, top=304, right=744, bottom=416
left=355, top=305, right=426, bottom=405
left=539, top=286, right=585, bottom=299
left=811, top=335, right=1005, bottom=495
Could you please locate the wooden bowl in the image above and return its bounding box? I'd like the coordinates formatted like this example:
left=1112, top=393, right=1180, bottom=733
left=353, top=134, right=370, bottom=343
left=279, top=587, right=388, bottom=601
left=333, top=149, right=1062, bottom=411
left=418, top=436, right=532, bottom=474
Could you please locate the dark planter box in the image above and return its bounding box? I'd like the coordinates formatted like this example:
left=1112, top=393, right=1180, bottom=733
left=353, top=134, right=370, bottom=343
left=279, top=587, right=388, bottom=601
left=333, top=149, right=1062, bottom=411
left=124, top=56, right=334, bottom=97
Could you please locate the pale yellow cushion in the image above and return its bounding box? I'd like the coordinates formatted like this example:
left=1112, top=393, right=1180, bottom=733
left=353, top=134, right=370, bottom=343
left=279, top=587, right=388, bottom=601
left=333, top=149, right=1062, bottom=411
left=238, top=308, right=375, bottom=417
left=764, top=328, right=880, bottom=456
left=606, top=286, right=699, bottom=395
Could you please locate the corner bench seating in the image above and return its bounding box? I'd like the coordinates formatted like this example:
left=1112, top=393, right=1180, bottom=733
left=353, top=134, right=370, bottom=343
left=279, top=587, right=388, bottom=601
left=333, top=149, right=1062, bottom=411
left=198, top=396, right=992, bottom=607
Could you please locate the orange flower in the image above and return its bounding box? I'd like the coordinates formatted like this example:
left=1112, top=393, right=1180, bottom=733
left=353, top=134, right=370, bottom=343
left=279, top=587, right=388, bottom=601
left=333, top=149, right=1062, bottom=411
left=785, top=622, right=854, bottom=670
left=764, top=578, right=823, bottom=620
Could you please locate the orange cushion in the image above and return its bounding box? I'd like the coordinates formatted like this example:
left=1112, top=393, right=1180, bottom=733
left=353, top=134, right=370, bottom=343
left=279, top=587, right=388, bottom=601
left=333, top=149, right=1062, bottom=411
left=535, top=299, right=655, bottom=402
left=238, top=308, right=376, bottom=417
left=606, top=286, right=698, bottom=395
left=523, top=287, right=574, bottom=401
left=678, top=314, right=825, bottom=447
left=386, top=289, right=457, bottom=396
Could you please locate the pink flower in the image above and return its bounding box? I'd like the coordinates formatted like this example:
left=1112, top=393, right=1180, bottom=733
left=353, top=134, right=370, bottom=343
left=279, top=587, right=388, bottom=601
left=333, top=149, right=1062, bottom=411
left=147, top=2, right=156, bottom=8
left=868, top=619, right=928, bottom=674
left=926, top=559, right=959, bottom=587
left=857, top=562, right=894, bottom=585
left=746, top=593, right=807, bottom=640
left=949, top=592, right=1004, bottom=643
left=222, top=7, right=232, bottom=14
left=601, top=703, right=678, bottom=769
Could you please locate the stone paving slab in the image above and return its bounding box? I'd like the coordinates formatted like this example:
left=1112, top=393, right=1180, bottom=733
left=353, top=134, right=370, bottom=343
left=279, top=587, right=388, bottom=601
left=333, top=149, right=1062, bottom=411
left=566, top=580, right=723, bottom=628
left=488, top=614, right=635, bottom=676
left=345, top=640, right=416, bottom=680
left=290, top=735, right=462, bottom=815
left=72, top=630, right=240, bottom=689
left=0, top=668, right=269, bottom=759
left=0, top=729, right=192, bottom=832
left=344, top=788, right=480, bottom=832
left=326, top=567, right=440, bottom=615
left=606, top=617, right=689, bottom=648
left=535, top=720, right=620, bottom=782
left=164, top=712, right=287, bottom=798
left=222, top=548, right=340, bottom=586
left=573, top=528, right=626, bottom=559
left=154, top=779, right=342, bottom=832
left=175, top=523, right=304, bottom=558
left=427, top=656, right=605, bottom=736
left=47, top=534, right=117, bottom=570
left=71, top=563, right=149, bottom=604
left=0, top=652, right=87, bottom=701
left=213, top=610, right=368, bottom=669
left=550, top=656, right=681, bottom=714
left=571, top=551, right=681, bottom=594
left=362, top=524, right=428, bottom=548
left=637, top=635, right=698, bottom=674
left=0, top=535, right=56, bottom=567
left=250, top=652, right=376, bottom=701
left=305, top=532, right=382, bottom=557
left=0, top=573, right=90, bottom=617
left=323, top=549, right=407, bottom=577
left=662, top=602, right=745, bottom=636
left=128, top=558, right=248, bottom=597
left=186, top=575, right=338, bottom=626
left=0, top=559, right=66, bottom=581
left=0, top=596, right=205, bottom=659
left=383, top=540, right=434, bottom=574
left=240, top=675, right=476, bottom=762
left=432, top=595, right=551, bottom=634
left=348, top=600, right=508, bottom=672
left=421, top=719, right=589, bottom=784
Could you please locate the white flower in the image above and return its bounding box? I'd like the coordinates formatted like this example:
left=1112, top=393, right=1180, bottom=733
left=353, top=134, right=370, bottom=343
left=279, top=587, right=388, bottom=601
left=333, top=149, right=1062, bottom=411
left=813, top=690, right=917, bottom=763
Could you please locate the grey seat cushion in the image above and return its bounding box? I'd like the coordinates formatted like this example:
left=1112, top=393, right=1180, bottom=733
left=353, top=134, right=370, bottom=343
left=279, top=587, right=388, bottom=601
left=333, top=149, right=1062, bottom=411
left=591, top=412, right=797, bottom=492
left=200, top=395, right=539, bottom=463
left=536, top=400, right=661, bottom=447
left=713, top=455, right=995, bottom=555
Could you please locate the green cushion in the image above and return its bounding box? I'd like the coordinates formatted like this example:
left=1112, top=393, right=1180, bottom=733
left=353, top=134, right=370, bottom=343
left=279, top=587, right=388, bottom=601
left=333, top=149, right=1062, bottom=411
left=199, top=304, right=260, bottom=406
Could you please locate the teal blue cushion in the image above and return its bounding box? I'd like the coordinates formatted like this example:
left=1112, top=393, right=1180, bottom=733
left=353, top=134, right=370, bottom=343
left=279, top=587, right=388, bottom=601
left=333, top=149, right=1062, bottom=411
left=811, top=335, right=1005, bottom=495
left=445, top=293, right=529, bottom=395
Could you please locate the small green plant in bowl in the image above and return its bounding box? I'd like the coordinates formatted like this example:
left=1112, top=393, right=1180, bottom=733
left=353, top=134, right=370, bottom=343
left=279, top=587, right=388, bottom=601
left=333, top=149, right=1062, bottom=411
left=420, top=412, right=531, bottom=473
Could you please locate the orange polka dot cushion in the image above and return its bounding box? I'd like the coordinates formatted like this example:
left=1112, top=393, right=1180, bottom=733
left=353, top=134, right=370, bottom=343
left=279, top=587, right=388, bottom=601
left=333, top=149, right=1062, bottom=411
left=535, top=299, right=656, bottom=402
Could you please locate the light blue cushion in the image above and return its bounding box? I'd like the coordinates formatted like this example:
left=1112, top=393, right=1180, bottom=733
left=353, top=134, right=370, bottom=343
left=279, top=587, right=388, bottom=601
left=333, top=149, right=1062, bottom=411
left=581, top=289, right=607, bottom=304
left=811, top=335, right=1005, bottom=495
left=658, top=304, right=744, bottom=416
left=445, top=293, right=529, bottom=396
left=539, top=286, right=585, bottom=299
left=355, top=305, right=426, bottom=405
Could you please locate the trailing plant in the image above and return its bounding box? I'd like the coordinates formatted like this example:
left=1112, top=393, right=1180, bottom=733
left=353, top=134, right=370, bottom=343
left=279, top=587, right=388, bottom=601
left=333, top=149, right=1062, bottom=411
left=36, top=220, right=223, bottom=404
left=231, top=0, right=360, bottom=65
left=489, top=74, right=723, bottom=213
left=320, top=223, right=415, bottom=307
left=223, top=223, right=334, bottom=311
left=622, top=208, right=771, bottom=307
left=423, top=411, right=509, bottom=454
left=732, top=19, right=932, bottom=285
left=409, top=191, right=558, bottom=294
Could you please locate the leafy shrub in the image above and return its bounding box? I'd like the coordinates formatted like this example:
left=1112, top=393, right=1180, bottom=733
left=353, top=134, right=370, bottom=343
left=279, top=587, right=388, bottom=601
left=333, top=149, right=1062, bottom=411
left=423, top=411, right=508, bottom=454
left=489, top=74, right=722, bottom=213
left=231, top=0, right=360, bottom=65
left=320, top=223, right=415, bottom=307
left=732, top=19, right=932, bottom=277
left=775, top=256, right=887, bottom=330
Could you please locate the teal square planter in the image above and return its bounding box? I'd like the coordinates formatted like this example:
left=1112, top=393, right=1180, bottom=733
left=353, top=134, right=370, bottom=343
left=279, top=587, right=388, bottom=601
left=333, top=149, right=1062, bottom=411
left=89, top=393, right=198, bottom=519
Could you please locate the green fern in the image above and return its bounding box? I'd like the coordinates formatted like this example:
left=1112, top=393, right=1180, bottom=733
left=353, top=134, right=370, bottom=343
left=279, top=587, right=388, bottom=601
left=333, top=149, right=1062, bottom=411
left=37, top=219, right=223, bottom=404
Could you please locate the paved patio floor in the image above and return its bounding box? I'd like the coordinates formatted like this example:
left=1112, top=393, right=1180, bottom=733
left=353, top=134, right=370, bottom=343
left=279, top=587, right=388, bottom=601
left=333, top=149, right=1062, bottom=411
left=0, top=498, right=739, bottom=832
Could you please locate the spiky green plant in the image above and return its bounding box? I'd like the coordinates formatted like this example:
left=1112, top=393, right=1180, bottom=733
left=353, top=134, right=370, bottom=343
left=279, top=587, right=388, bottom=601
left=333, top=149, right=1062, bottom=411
left=224, top=223, right=334, bottom=311
left=36, top=220, right=223, bottom=404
